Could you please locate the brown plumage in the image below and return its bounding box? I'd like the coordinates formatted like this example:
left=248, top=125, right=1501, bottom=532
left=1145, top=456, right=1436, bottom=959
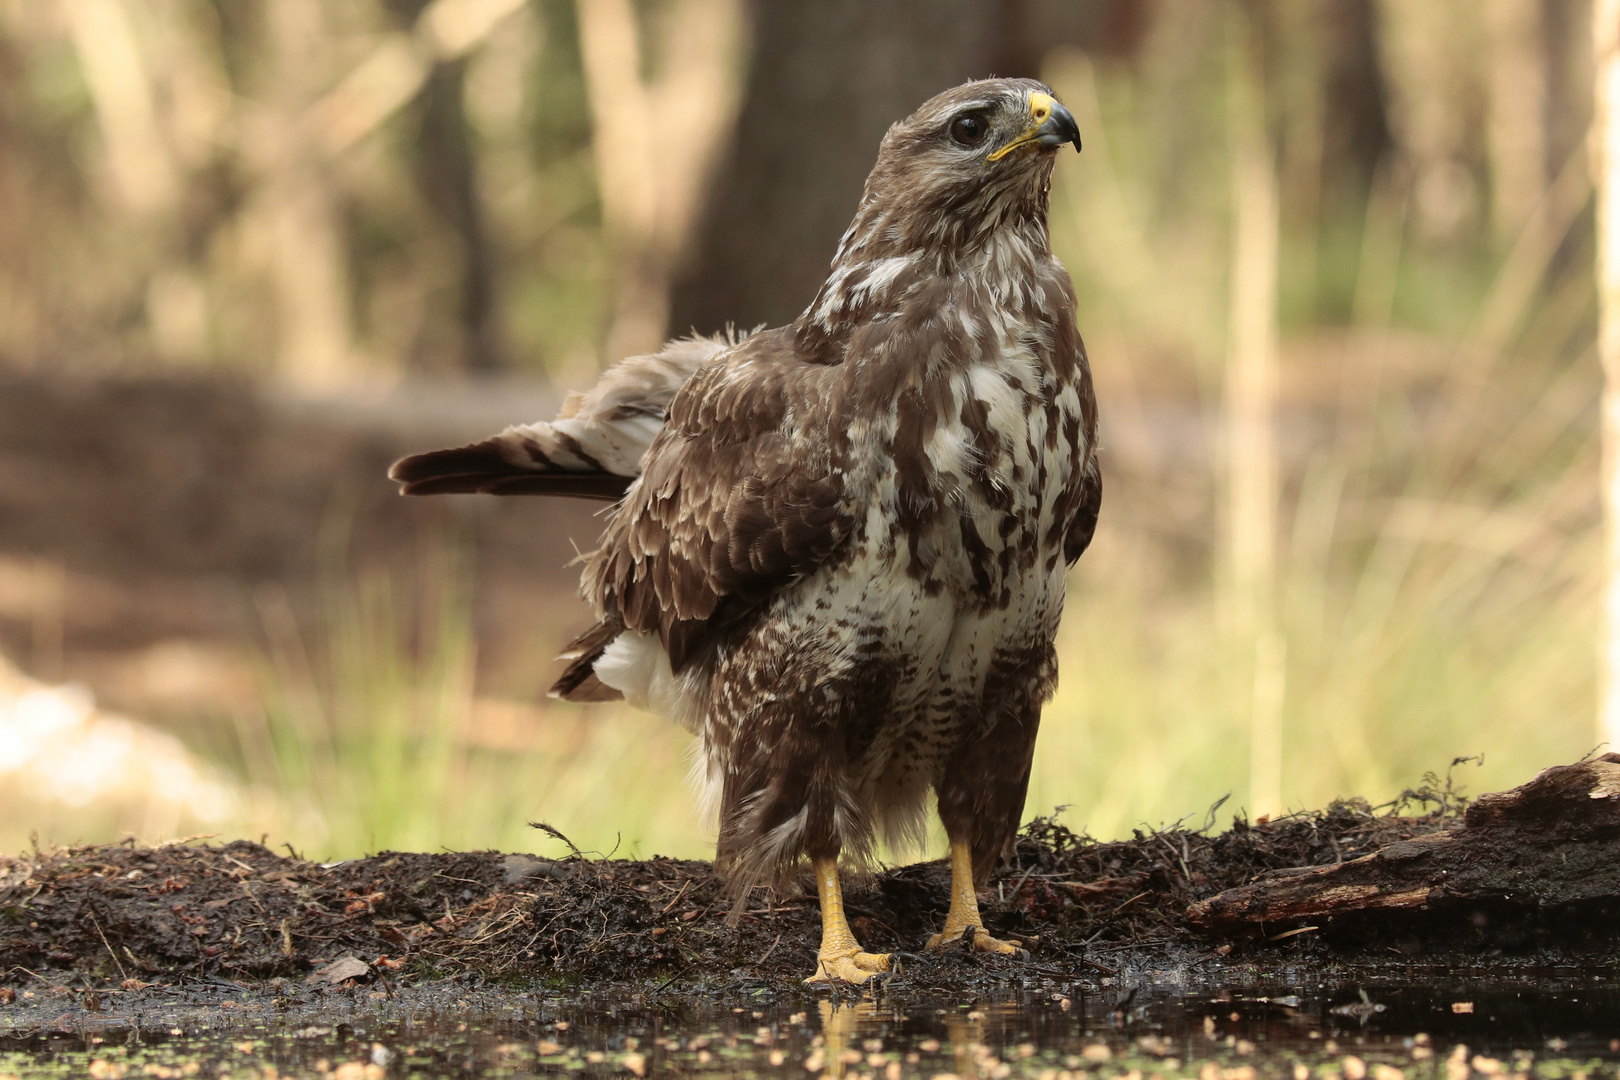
left=391, top=78, right=1097, bottom=981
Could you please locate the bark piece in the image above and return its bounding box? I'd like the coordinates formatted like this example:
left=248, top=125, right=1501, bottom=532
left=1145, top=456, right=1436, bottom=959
left=1186, top=755, right=1620, bottom=934
left=306, top=955, right=371, bottom=985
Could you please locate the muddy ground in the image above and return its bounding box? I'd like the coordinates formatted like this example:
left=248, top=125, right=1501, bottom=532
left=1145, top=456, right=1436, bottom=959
left=5, top=768, right=1618, bottom=1014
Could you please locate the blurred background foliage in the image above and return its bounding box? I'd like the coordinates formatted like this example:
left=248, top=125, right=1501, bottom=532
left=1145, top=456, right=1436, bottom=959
left=0, top=0, right=1604, bottom=863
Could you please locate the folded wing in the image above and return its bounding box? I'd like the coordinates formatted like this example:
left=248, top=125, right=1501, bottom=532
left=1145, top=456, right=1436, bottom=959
left=585, top=327, right=856, bottom=675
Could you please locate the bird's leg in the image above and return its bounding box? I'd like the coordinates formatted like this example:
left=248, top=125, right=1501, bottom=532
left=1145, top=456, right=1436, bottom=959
left=926, top=839, right=1024, bottom=955
left=804, top=855, right=891, bottom=984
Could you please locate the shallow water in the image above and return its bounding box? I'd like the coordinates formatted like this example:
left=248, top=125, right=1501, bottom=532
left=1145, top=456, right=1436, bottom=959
left=3, top=974, right=1618, bottom=1079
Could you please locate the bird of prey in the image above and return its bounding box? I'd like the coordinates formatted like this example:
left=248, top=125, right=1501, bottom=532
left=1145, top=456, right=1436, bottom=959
left=390, top=78, right=1097, bottom=983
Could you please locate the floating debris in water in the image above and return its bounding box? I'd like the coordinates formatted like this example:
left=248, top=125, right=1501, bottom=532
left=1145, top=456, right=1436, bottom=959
left=1331, top=990, right=1388, bottom=1024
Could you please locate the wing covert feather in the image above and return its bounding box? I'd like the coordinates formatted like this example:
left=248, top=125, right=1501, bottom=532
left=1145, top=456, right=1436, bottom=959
left=585, top=328, right=854, bottom=672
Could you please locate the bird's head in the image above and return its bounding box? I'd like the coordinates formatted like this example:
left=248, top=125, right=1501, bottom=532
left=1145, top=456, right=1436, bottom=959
left=844, top=78, right=1081, bottom=261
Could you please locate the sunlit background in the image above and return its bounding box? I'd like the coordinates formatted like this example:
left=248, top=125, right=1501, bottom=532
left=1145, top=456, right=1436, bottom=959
left=0, top=0, right=1604, bottom=862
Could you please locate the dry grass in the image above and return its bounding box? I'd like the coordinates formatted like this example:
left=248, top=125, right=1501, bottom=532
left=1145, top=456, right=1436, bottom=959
left=221, top=543, right=703, bottom=861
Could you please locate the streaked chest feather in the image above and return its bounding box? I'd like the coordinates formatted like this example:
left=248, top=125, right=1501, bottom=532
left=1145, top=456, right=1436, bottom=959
left=863, top=339, right=1085, bottom=609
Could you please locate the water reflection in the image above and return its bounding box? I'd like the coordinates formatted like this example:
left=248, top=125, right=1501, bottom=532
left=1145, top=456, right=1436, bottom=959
left=2, top=978, right=1618, bottom=1078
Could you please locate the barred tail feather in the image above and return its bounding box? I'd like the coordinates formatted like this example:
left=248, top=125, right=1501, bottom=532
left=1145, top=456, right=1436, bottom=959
left=389, top=330, right=744, bottom=499
left=390, top=443, right=637, bottom=499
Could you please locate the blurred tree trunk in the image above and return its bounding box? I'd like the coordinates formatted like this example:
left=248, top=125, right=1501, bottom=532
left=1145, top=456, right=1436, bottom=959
left=1316, top=0, right=1392, bottom=201
left=423, top=61, right=503, bottom=373
left=261, top=0, right=356, bottom=388
left=668, top=0, right=1147, bottom=335
left=1545, top=0, right=1595, bottom=181
left=61, top=0, right=178, bottom=215
left=1377, top=0, right=1486, bottom=243
left=1486, top=0, right=1548, bottom=244
left=1541, top=0, right=1595, bottom=288
left=1594, top=0, right=1620, bottom=750
left=1226, top=0, right=1284, bottom=820
left=574, top=0, right=746, bottom=363
left=386, top=0, right=504, bottom=374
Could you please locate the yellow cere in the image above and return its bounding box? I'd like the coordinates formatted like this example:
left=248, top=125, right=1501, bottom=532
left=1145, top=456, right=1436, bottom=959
left=987, top=92, right=1058, bottom=162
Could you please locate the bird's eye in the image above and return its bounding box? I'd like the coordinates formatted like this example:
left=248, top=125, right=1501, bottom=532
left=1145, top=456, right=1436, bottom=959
left=950, top=114, right=988, bottom=147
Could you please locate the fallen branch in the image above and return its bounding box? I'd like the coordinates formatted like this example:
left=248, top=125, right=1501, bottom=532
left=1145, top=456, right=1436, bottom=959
left=1187, top=755, right=1620, bottom=934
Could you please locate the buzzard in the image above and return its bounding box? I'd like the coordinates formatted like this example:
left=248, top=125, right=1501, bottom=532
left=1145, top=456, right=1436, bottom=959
left=391, top=78, right=1097, bottom=983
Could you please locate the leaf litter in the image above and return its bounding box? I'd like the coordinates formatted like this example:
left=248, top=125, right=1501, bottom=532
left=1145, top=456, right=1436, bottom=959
left=10, top=758, right=1620, bottom=996
left=0, top=777, right=1546, bottom=994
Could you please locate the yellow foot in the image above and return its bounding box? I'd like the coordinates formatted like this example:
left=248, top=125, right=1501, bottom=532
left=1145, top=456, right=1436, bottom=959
left=926, top=926, right=1026, bottom=956
left=804, top=948, right=891, bottom=985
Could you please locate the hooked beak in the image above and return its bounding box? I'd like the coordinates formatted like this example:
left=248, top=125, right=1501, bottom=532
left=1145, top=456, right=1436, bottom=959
left=987, top=91, right=1081, bottom=161
left=1032, top=93, right=1081, bottom=152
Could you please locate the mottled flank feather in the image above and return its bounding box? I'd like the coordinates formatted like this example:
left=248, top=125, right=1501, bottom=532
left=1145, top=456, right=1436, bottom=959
left=388, top=332, right=740, bottom=498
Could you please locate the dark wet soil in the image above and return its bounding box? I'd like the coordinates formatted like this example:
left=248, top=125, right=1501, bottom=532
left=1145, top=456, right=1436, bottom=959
left=6, top=787, right=1620, bottom=1075
left=8, top=773, right=1620, bottom=1007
